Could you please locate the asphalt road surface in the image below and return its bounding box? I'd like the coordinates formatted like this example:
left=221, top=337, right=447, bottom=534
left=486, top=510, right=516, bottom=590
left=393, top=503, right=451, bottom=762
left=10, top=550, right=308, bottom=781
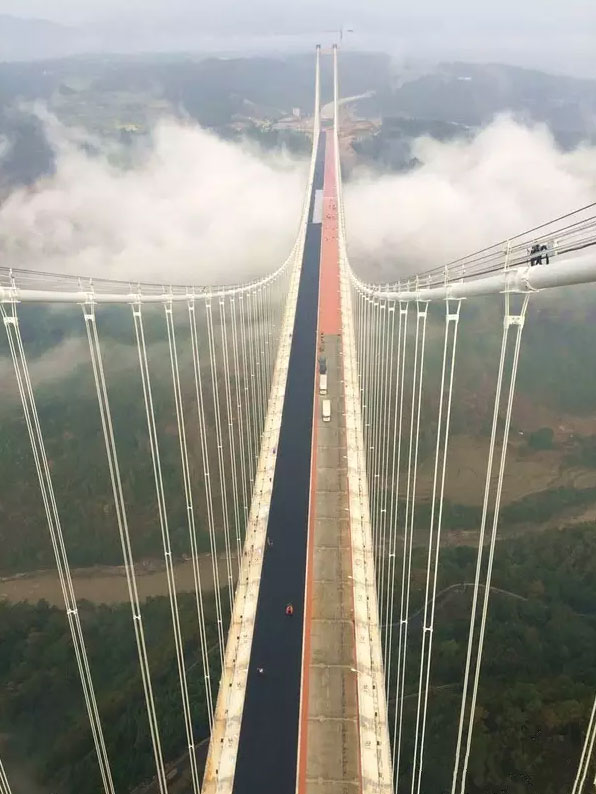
left=232, top=134, right=326, bottom=794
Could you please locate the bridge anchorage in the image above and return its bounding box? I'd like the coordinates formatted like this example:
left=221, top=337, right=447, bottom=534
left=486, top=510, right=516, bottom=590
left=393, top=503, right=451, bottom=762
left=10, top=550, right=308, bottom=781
left=1, top=43, right=596, bottom=794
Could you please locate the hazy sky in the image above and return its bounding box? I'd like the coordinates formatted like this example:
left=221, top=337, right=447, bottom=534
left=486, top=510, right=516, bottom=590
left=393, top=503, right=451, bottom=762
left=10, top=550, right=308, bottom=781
left=0, top=0, right=593, bottom=29
left=1, top=0, right=596, bottom=76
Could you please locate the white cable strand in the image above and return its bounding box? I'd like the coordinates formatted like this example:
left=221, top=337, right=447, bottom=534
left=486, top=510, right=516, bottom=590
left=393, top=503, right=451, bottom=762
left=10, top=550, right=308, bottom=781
left=371, top=299, right=382, bottom=561
left=258, top=286, right=269, bottom=427
left=132, top=301, right=202, bottom=793
left=247, top=289, right=261, bottom=440
left=356, top=289, right=364, bottom=374
left=0, top=759, right=12, bottom=794
left=245, top=291, right=261, bottom=475
left=572, top=694, right=596, bottom=794
left=82, top=299, right=168, bottom=794
left=369, top=299, right=379, bottom=539
left=187, top=298, right=226, bottom=678
left=262, top=282, right=274, bottom=394
left=451, top=294, right=529, bottom=794
left=362, top=296, right=372, bottom=448
left=238, top=292, right=257, bottom=486
left=379, top=300, right=396, bottom=663
left=1, top=302, right=114, bottom=794
left=7, top=304, right=114, bottom=794
left=450, top=305, right=511, bottom=794
left=372, top=300, right=387, bottom=559
left=230, top=296, right=250, bottom=529
left=377, top=300, right=393, bottom=608
left=383, top=302, right=409, bottom=689
left=252, top=288, right=266, bottom=435
left=205, top=299, right=235, bottom=616
left=393, top=300, right=429, bottom=780
left=411, top=299, right=462, bottom=794
left=219, top=296, right=242, bottom=568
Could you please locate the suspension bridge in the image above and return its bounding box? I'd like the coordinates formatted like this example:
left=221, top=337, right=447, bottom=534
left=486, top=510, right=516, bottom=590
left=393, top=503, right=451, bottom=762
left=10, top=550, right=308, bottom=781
left=1, top=45, right=596, bottom=794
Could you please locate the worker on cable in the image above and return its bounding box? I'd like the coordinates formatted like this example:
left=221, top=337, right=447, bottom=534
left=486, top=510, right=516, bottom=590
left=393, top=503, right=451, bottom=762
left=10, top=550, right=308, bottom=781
left=529, top=242, right=550, bottom=266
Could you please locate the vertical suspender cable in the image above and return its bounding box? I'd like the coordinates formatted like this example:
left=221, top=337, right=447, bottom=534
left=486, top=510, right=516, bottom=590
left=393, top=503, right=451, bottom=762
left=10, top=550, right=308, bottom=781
left=356, top=289, right=363, bottom=372
left=367, top=299, right=379, bottom=548
left=0, top=759, right=12, bottom=794
left=376, top=299, right=393, bottom=603
left=451, top=294, right=529, bottom=794
left=252, top=288, right=266, bottom=436
left=132, top=301, right=202, bottom=791
left=230, top=296, right=250, bottom=528
left=1, top=301, right=114, bottom=794
left=219, top=296, right=242, bottom=567
left=393, top=299, right=429, bottom=780
left=262, top=283, right=273, bottom=395
left=246, top=291, right=261, bottom=471
left=378, top=300, right=396, bottom=637
left=383, top=302, right=409, bottom=684
left=238, top=292, right=257, bottom=486
left=362, top=296, right=371, bottom=445
left=411, top=299, right=462, bottom=794
left=259, top=285, right=269, bottom=397
left=571, top=694, right=596, bottom=794
left=205, top=298, right=235, bottom=615
left=372, top=300, right=387, bottom=558
left=82, top=299, right=168, bottom=794
left=359, top=289, right=368, bottom=418
left=247, top=289, right=260, bottom=439
left=187, top=298, right=226, bottom=673
left=373, top=302, right=383, bottom=540
left=258, top=286, right=269, bottom=423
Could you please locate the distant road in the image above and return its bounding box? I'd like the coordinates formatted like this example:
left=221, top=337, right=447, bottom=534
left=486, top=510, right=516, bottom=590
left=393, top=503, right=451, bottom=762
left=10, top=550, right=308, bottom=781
left=320, top=90, right=374, bottom=120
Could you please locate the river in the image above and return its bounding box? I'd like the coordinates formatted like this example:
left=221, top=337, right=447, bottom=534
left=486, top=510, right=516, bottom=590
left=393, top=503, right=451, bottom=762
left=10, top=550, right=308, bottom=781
left=0, top=554, right=238, bottom=607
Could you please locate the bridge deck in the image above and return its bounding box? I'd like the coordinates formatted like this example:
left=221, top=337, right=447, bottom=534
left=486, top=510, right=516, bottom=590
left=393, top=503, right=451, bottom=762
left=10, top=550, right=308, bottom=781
left=230, top=135, right=325, bottom=794
left=299, top=132, right=361, bottom=793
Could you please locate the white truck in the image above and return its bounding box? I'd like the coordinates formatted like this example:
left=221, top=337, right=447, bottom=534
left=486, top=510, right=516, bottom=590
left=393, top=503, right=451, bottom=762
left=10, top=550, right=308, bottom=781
left=322, top=399, right=331, bottom=422
left=319, top=373, right=328, bottom=395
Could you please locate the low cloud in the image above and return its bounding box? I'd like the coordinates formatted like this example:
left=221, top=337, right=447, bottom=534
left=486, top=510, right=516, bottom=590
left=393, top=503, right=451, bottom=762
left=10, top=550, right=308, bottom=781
left=344, top=116, right=596, bottom=281
left=0, top=110, right=308, bottom=284
left=0, top=135, right=11, bottom=161
left=0, top=337, right=86, bottom=404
